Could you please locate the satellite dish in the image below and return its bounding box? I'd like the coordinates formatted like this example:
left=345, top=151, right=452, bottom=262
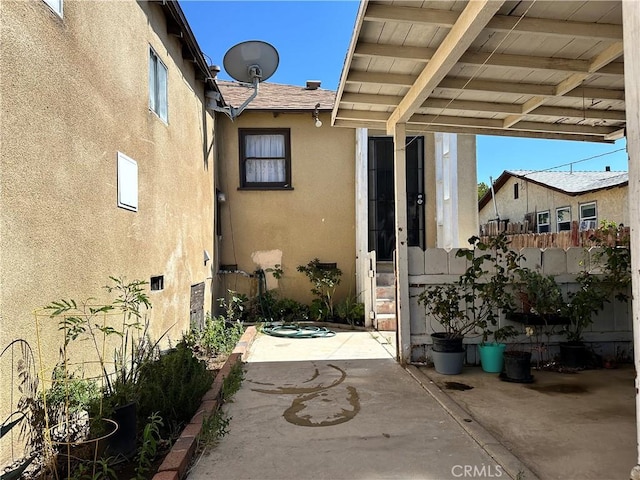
left=223, top=40, right=279, bottom=84
left=207, top=40, right=279, bottom=120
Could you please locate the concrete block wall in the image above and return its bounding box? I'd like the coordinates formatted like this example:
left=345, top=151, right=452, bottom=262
left=408, top=246, right=632, bottom=364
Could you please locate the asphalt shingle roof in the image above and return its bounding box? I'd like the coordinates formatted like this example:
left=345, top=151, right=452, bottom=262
left=216, top=80, right=335, bottom=111
left=507, top=170, right=628, bottom=193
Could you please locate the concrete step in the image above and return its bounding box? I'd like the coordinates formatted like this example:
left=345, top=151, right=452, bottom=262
left=376, top=272, right=395, bottom=287
left=376, top=285, right=395, bottom=300
left=377, top=261, right=394, bottom=273
left=375, top=313, right=397, bottom=332
left=376, top=299, right=396, bottom=314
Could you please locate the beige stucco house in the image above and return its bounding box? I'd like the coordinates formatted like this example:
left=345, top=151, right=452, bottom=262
left=1, top=0, right=224, bottom=464
left=213, top=79, right=479, bottom=316
left=213, top=81, right=357, bottom=305
left=478, top=170, right=629, bottom=233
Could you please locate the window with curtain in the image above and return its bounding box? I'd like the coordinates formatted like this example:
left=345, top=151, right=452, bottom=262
left=149, top=47, right=168, bottom=123
left=239, top=129, right=291, bottom=189
left=579, top=201, right=597, bottom=230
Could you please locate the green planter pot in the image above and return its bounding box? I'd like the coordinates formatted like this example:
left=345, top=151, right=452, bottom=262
left=478, top=343, right=506, bottom=373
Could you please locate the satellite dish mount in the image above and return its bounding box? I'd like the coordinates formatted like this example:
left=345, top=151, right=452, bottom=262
left=207, top=40, right=279, bottom=120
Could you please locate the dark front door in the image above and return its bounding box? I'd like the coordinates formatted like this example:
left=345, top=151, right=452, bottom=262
left=368, top=136, right=425, bottom=261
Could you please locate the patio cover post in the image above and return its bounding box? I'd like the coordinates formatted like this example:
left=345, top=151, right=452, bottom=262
left=623, top=2, right=640, bottom=478
left=392, top=122, right=411, bottom=364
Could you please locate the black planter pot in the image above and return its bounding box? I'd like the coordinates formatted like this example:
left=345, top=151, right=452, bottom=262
left=107, top=402, right=137, bottom=459
left=502, top=351, right=533, bottom=383
left=559, top=341, right=589, bottom=368
left=431, top=333, right=464, bottom=353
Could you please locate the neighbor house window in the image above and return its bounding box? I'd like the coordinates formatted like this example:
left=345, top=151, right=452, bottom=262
left=149, top=48, right=168, bottom=122
left=579, top=202, right=597, bottom=230
left=43, top=0, right=63, bottom=16
left=556, top=206, right=571, bottom=232
left=537, top=210, right=550, bottom=233
left=117, top=152, right=138, bottom=212
left=239, top=129, right=291, bottom=189
left=513, top=183, right=519, bottom=199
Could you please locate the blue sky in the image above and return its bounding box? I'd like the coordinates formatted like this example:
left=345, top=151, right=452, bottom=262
left=179, top=0, right=628, bottom=183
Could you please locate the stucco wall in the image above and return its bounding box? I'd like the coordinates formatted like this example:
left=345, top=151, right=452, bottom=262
left=479, top=175, right=628, bottom=230
left=216, top=111, right=356, bottom=307
left=1, top=0, right=215, bottom=460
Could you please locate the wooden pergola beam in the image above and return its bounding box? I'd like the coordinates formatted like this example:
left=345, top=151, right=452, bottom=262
left=503, top=42, right=624, bottom=128
left=347, top=71, right=625, bottom=101
left=386, top=0, right=505, bottom=132
left=340, top=93, right=625, bottom=121
left=354, top=42, right=624, bottom=77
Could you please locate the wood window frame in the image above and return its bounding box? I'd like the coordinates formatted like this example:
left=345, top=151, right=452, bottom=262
left=556, top=206, right=571, bottom=232
left=149, top=47, right=168, bottom=123
left=579, top=201, right=598, bottom=230
left=537, top=210, right=550, bottom=233
left=238, top=128, right=292, bottom=190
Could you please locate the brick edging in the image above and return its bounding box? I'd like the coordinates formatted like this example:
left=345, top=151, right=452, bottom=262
left=152, top=326, right=258, bottom=480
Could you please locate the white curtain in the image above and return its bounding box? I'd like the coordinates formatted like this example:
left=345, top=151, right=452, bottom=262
left=245, top=135, right=285, bottom=183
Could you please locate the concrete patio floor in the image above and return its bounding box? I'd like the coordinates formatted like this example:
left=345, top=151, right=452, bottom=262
left=415, top=362, right=636, bottom=480
left=187, top=327, right=636, bottom=480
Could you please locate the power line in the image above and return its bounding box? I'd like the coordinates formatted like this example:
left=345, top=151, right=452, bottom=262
left=520, top=147, right=627, bottom=176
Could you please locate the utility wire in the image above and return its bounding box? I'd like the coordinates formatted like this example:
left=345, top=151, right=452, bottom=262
left=519, top=147, right=627, bottom=177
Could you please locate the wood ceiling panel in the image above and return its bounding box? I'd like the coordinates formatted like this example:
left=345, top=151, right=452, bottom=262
left=332, top=0, right=625, bottom=142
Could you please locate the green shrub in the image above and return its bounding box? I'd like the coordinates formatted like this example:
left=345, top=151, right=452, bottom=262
left=297, top=259, right=342, bottom=320
left=137, top=342, right=214, bottom=435
left=185, top=313, right=244, bottom=357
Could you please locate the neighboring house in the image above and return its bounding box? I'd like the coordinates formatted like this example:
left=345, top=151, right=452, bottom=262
left=478, top=170, right=629, bottom=234
left=1, top=0, right=224, bottom=464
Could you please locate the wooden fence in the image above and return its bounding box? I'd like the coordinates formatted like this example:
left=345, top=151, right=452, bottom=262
left=479, top=221, right=629, bottom=250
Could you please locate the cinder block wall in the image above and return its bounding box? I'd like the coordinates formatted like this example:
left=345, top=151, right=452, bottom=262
left=409, top=247, right=632, bottom=364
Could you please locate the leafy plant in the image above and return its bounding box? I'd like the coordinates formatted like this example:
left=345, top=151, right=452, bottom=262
left=515, top=268, right=564, bottom=319
left=297, top=259, right=342, bottom=320
left=68, top=457, right=117, bottom=480
left=335, top=295, right=365, bottom=327
left=589, top=220, right=631, bottom=302
left=198, top=410, right=231, bottom=450
left=43, top=366, right=101, bottom=425
left=562, top=271, right=609, bottom=343
left=265, top=264, right=283, bottom=280
left=43, top=277, right=162, bottom=408
left=488, top=325, right=519, bottom=345
left=133, top=412, right=164, bottom=480
left=222, top=362, right=245, bottom=403
left=185, top=312, right=244, bottom=358
left=418, top=234, right=521, bottom=339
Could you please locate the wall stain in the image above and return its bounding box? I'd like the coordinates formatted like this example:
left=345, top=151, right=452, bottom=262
left=250, top=364, right=346, bottom=395
left=250, top=363, right=361, bottom=427
left=283, top=386, right=361, bottom=427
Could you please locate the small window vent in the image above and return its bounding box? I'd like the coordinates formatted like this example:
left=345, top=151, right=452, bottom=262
left=150, top=275, right=164, bottom=291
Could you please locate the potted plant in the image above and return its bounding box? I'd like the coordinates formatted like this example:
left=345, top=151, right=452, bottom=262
left=43, top=277, right=163, bottom=458
left=478, top=326, right=518, bottom=373
left=559, top=271, right=608, bottom=368
left=418, top=234, right=521, bottom=375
